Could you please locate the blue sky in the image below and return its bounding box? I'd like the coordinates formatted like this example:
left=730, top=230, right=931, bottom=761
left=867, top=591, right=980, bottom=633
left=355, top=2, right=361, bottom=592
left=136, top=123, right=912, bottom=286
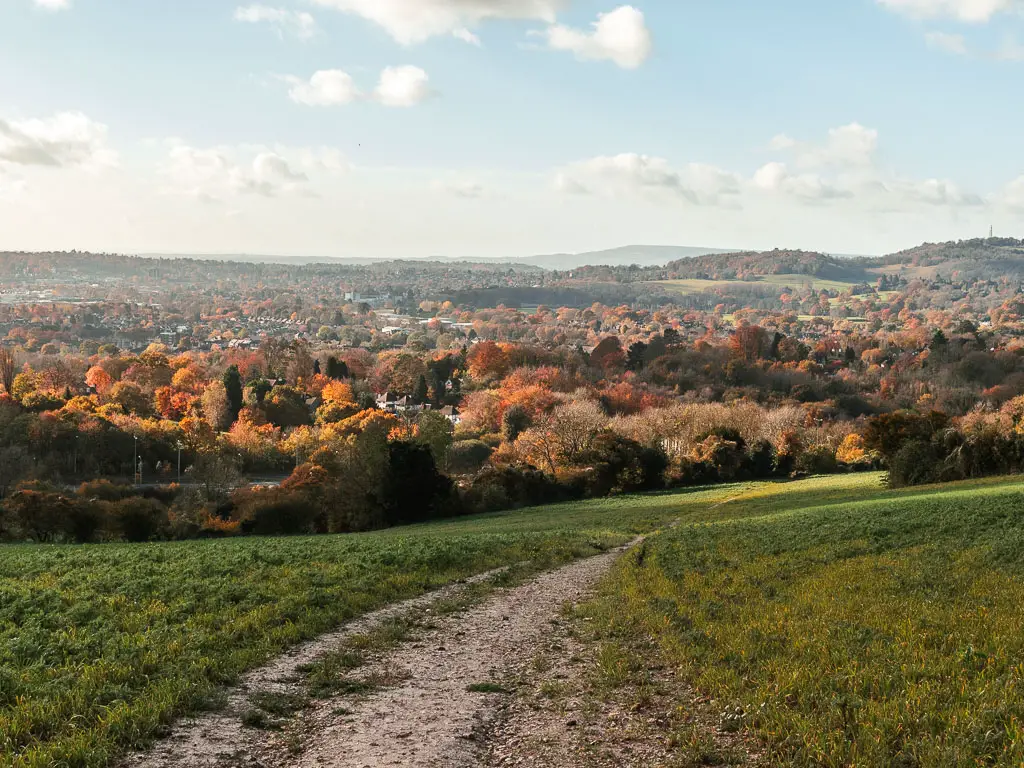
left=1, top=0, right=1023, bottom=258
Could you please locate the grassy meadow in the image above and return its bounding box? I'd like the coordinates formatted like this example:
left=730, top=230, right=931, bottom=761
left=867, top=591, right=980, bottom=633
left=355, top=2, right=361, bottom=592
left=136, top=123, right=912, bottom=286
left=0, top=495, right=684, bottom=768
left=8, top=473, right=1024, bottom=767
left=587, top=473, right=1024, bottom=767
left=654, top=274, right=859, bottom=295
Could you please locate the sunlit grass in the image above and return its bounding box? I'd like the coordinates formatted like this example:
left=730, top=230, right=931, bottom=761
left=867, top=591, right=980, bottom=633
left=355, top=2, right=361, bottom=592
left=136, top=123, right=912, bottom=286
left=589, top=473, right=1024, bottom=767
left=0, top=494, right=688, bottom=768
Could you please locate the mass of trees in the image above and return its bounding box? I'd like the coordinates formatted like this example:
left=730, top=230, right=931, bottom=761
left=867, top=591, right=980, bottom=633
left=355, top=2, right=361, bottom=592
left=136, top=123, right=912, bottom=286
left=6, top=240, right=1024, bottom=542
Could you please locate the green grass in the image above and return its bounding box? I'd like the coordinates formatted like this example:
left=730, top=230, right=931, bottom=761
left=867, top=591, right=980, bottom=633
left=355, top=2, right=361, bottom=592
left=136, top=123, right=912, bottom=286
left=588, top=473, right=1024, bottom=767
left=466, top=682, right=513, bottom=694
left=655, top=274, right=858, bottom=295
left=0, top=493, right=685, bottom=768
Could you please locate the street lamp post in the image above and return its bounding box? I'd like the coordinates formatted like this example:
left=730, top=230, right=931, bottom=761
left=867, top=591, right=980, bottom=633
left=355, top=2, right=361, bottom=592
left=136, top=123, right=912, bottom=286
left=177, top=440, right=183, bottom=484
left=133, top=435, right=138, bottom=486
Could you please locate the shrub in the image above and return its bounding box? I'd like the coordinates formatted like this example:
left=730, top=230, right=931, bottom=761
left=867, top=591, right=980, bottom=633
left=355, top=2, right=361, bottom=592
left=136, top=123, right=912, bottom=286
left=794, top=445, right=839, bottom=477
left=744, top=439, right=778, bottom=479
left=448, top=440, right=493, bottom=475
left=580, top=432, right=667, bottom=497
left=107, top=497, right=168, bottom=542
left=1, top=491, right=107, bottom=543
left=463, top=466, right=573, bottom=513
left=887, top=440, right=940, bottom=487
left=236, top=490, right=321, bottom=536
left=77, top=479, right=134, bottom=501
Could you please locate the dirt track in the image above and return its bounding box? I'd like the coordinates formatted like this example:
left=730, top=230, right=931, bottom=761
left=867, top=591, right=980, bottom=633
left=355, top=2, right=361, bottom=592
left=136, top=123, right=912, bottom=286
left=127, top=546, right=633, bottom=768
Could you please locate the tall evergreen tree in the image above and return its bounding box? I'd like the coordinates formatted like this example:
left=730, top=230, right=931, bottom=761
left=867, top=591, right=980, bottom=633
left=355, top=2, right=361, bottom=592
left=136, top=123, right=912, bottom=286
left=223, top=365, right=244, bottom=424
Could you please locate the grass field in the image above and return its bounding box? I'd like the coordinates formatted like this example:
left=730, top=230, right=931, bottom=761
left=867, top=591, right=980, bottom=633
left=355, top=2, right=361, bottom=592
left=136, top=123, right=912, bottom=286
left=8, top=474, right=1024, bottom=767
left=0, top=495, right=684, bottom=768
left=586, top=473, right=1024, bottom=767
left=655, top=274, right=858, bottom=295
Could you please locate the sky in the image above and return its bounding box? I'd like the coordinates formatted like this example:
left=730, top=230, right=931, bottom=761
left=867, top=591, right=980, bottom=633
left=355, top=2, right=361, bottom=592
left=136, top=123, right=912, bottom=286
left=1, top=0, right=1023, bottom=259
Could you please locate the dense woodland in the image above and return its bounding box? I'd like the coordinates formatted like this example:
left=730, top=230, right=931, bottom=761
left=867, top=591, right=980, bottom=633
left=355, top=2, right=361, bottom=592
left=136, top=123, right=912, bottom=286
left=4, top=239, right=1024, bottom=542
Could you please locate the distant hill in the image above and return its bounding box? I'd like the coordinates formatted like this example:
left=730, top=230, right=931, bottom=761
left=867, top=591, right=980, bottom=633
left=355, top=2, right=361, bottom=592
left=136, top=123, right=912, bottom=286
left=656, top=249, right=873, bottom=283
left=883, top=238, right=1024, bottom=282
left=140, top=253, right=356, bottom=265
left=140, top=247, right=733, bottom=270
left=513, top=245, right=736, bottom=270
left=138, top=245, right=880, bottom=271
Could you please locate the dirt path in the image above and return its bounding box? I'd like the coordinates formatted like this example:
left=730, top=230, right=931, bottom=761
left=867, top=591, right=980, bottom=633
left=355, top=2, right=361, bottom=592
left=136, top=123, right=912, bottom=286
left=127, top=545, right=635, bottom=768
left=126, top=568, right=507, bottom=768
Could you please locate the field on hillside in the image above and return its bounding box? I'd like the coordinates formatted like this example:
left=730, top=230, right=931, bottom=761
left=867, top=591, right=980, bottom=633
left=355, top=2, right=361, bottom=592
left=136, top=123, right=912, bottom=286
left=655, top=274, right=858, bottom=295
left=0, top=496, right=686, bottom=768
left=587, top=473, right=1024, bottom=767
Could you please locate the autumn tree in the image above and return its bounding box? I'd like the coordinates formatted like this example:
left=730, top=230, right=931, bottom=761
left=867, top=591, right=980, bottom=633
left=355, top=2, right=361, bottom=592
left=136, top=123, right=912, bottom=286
left=202, top=380, right=231, bottom=432
left=548, top=399, right=607, bottom=463
left=467, top=341, right=510, bottom=382
left=590, top=337, right=625, bottom=372
left=730, top=325, right=770, bottom=363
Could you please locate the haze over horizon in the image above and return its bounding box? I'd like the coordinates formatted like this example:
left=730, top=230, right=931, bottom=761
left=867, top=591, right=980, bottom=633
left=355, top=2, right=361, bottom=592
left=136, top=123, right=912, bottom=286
left=1, top=0, right=1022, bottom=258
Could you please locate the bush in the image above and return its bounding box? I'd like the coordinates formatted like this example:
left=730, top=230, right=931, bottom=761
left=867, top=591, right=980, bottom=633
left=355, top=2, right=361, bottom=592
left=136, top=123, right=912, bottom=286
left=236, top=490, right=322, bottom=536
left=794, top=445, right=839, bottom=477
left=887, top=440, right=940, bottom=487
left=107, top=497, right=168, bottom=542
left=448, top=440, right=493, bottom=475
left=463, top=466, right=574, bottom=514
left=77, top=479, right=134, bottom=501
left=744, top=439, right=778, bottom=479
left=0, top=491, right=104, bottom=543
left=580, top=432, right=667, bottom=497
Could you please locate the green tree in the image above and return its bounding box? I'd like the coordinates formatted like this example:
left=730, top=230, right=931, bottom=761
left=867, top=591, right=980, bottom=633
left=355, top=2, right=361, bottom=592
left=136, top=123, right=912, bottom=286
left=416, top=411, right=454, bottom=470
left=326, top=356, right=349, bottom=380
left=501, top=405, right=532, bottom=444
left=413, top=375, right=430, bottom=405
left=223, top=365, right=244, bottom=424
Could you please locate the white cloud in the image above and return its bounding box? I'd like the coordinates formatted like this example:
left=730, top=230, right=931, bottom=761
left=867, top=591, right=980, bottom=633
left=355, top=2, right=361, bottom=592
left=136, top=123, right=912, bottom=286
left=753, top=162, right=851, bottom=202
left=453, top=27, right=482, bottom=45
left=161, top=144, right=311, bottom=200
left=295, top=147, right=350, bottom=174
left=893, top=177, right=983, bottom=206
left=753, top=161, right=788, bottom=191
left=234, top=5, right=320, bottom=40
left=309, top=0, right=565, bottom=45
left=543, top=5, right=652, bottom=69
left=997, top=175, right=1024, bottom=210
left=559, top=124, right=982, bottom=214
left=374, top=66, right=432, bottom=107
left=555, top=154, right=739, bottom=205
left=552, top=171, right=590, bottom=195
left=33, top=0, right=70, bottom=11
left=282, top=67, right=432, bottom=107
left=772, top=123, right=878, bottom=170
left=996, top=36, right=1024, bottom=59
left=284, top=70, right=360, bottom=106
left=876, top=0, right=1017, bottom=22
left=925, top=31, right=969, bottom=54
left=0, top=111, right=117, bottom=170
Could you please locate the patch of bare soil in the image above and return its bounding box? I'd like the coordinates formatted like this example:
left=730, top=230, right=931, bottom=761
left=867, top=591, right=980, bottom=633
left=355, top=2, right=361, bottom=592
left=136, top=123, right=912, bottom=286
left=485, top=613, right=764, bottom=768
